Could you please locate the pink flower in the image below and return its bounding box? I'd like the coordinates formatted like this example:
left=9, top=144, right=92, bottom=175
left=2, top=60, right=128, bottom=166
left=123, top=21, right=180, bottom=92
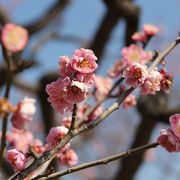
left=157, top=128, right=180, bottom=152
left=58, top=55, right=75, bottom=77
left=121, top=44, right=152, bottom=65
left=64, top=80, right=88, bottom=104
left=122, top=94, right=136, bottom=110
left=123, top=63, right=148, bottom=88
left=169, top=114, right=180, bottom=139
left=46, top=78, right=73, bottom=114
left=131, top=32, right=147, bottom=42
left=141, top=68, right=162, bottom=95
left=159, top=68, right=173, bottom=94
left=57, top=149, right=78, bottom=167
left=108, top=60, right=128, bottom=78
left=11, top=97, right=36, bottom=130
left=31, top=139, right=45, bottom=155
left=143, top=24, right=159, bottom=36
left=1, top=23, right=28, bottom=52
left=71, top=48, right=98, bottom=73
left=94, top=76, right=112, bottom=101
left=6, top=129, right=34, bottom=153
left=76, top=72, right=95, bottom=86
left=46, top=126, right=68, bottom=149
left=6, top=149, right=27, bottom=171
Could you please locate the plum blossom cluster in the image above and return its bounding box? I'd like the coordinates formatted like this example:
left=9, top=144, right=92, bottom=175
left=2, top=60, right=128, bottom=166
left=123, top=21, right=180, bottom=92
left=123, top=63, right=172, bottom=95
left=157, top=114, right=180, bottom=152
left=1, top=23, right=28, bottom=52
left=108, top=44, right=152, bottom=78
left=108, top=24, right=159, bottom=79
left=46, top=48, right=98, bottom=114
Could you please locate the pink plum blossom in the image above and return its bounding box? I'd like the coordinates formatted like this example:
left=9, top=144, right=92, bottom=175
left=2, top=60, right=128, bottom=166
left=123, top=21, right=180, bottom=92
left=6, top=149, right=27, bottom=171
left=169, top=114, right=180, bottom=139
left=1, top=23, right=28, bottom=52
left=143, top=24, right=159, bottom=36
left=94, top=76, right=112, bottom=101
left=122, top=94, right=136, bottom=110
left=123, top=63, right=148, bottom=88
left=157, top=128, right=180, bottom=152
left=46, top=78, right=73, bottom=114
left=141, top=68, right=162, bottom=95
left=46, top=126, right=68, bottom=149
left=57, top=149, right=78, bottom=167
left=108, top=60, right=128, bottom=78
left=76, top=72, right=95, bottom=86
left=71, top=48, right=98, bottom=73
left=64, top=80, right=88, bottom=104
left=6, top=128, right=34, bottom=153
left=131, top=32, right=147, bottom=42
left=121, top=44, right=152, bottom=65
left=58, top=55, right=75, bottom=77
left=11, top=97, right=36, bottom=130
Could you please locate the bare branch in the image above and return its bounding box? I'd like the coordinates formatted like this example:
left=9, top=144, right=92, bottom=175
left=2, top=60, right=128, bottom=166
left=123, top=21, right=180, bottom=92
left=35, top=142, right=159, bottom=180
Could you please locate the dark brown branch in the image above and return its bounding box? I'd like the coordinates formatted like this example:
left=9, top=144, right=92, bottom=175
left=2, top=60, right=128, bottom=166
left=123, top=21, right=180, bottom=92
left=25, top=0, right=71, bottom=35
left=36, top=142, right=159, bottom=180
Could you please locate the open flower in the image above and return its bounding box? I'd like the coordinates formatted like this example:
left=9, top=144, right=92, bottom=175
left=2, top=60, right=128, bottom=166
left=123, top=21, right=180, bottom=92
left=141, top=68, right=162, bottom=95
left=46, top=78, right=73, bottom=114
left=123, top=63, right=148, bottom=88
left=121, top=45, right=152, bottom=65
left=1, top=23, right=28, bottom=52
left=71, top=48, right=98, bottom=73
left=6, top=149, right=27, bottom=171
left=64, top=80, right=88, bottom=104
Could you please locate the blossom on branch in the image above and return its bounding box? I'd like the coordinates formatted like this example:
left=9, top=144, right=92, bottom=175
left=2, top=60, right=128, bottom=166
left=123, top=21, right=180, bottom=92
left=141, top=68, right=162, bottom=95
left=71, top=48, right=98, bottom=73
left=6, top=149, right=27, bottom=171
left=1, top=23, right=28, bottom=52
left=123, top=63, right=148, bottom=88
left=121, top=44, right=152, bottom=65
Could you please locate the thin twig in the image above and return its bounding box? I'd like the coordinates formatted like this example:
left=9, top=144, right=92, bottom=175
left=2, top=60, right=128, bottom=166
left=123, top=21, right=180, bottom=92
left=10, top=35, right=180, bottom=180
left=35, top=142, right=159, bottom=180
left=0, top=47, right=13, bottom=167
left=69, top=104, right=77, bottom=130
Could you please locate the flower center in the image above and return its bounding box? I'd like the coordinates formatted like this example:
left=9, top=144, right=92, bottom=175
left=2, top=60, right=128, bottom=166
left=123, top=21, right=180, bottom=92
left=78, top=59, right=91, bottom=68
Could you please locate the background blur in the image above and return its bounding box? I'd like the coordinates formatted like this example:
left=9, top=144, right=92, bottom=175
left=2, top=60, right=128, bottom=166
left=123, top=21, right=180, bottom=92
left=0, top=0, right=180, bottom=179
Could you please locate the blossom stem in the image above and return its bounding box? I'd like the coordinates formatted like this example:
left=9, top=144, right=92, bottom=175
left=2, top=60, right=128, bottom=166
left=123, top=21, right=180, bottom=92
left=69, top=104, right=78, bottom=130
left=34, top=142, right=159, bottom=180
left=0, top=47, right=13, bottom=167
